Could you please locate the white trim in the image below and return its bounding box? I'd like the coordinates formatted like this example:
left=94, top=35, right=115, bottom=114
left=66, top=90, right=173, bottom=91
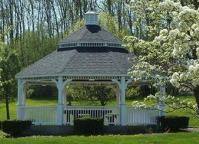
left=16, top=75, right=130, bottom=80
left=59, top=42, right=122, bottom=48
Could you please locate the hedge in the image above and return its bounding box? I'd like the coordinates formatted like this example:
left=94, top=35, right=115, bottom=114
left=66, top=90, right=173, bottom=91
left=0, top=120, right=32, bottom=137
left=74, top=117, right=104, bottom=135
left=157, top=116, right=189, bottom=131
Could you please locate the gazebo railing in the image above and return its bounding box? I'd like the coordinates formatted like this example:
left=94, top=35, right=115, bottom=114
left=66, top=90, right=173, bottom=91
left=22, top=106, right=57, bottom=125
left=127, top=107, right=159, bottom=125
left=20, top=106, right=159, bottom=126
left=64, top=106, right=119, bottom=125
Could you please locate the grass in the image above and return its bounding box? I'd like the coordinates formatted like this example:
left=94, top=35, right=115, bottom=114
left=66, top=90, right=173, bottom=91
left=0, top=99, right=57, bottom=121
left=0, top=132, right=199, bottom=144
left=0, top=96, right=198, bottom=127
left=166, top=96, right=199, bottom=127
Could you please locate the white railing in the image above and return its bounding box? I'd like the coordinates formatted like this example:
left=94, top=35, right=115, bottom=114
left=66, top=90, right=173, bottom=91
left=20, top=106, right=159, bottom=126
left=23, top=106, right=57, bottom=125
left=127, top=107, right=159, bottom=125
left=64, top=106, right=119, bottom=125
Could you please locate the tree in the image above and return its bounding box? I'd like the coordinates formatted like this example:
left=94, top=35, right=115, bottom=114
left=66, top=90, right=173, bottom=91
left=0, top=36, right=19, bottom=120
left=125, top=0, right=199, bottom=114
left=168, top=6, right=199, bottom=111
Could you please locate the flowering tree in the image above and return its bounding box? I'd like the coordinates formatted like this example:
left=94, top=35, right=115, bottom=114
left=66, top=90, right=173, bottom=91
left=168, top=6, right=199, bottom=111
left=0, top=36, right=19, bottom=119
left=126, top=0, right=199, bottom=113
left=160, top=1, right=199, bottom=111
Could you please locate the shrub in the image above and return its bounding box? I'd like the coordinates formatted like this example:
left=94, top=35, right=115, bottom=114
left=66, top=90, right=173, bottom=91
left=157, top=116, right=189, bottom=132
left=74, top=117, right=104, bottom=135
left=0, top=130, right=9, bottom=138
left=128, top=125, right=158, bottom=134
left=105, top=125, right=158, bottom=134
left=0, top=120, right=32, bottom=137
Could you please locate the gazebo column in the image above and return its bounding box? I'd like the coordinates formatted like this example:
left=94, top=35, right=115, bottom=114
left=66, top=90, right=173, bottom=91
left=158, top=84, right=166, bottom=116
left=119, top=77, right=128, bottom=126
left=17, top=79, right=26, bottom=120
left=116, top=86, right=120, bottom=106
left=56, top=77, right=71, bottom=125
left=56, top=77, right=65, bottom=125
left=113, top=77, right=128, bottom=126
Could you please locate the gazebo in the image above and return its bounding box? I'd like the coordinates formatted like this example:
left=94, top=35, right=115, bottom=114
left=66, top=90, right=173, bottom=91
left=16, top=11, right=159, bottom=126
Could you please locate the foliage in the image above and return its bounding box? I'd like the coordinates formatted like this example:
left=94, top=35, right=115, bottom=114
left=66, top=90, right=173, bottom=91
left=14, top=30, right=58, bottom=67
left=157, top=116, right=189, bottom=131
left=0, top=130, right=8, bottom=138
left=132, top=92, right=198, bottom=117
left=0, top=39, right=19, bottom=98
left=128, top=0, right=162, bottom=40
left=126, top=0, right=199, bottom=114
left=126, top=86, right=140, bottom=99
left=0, top=120, right=32, bottom=137
left=67, top=85, right=115, bottom=106
left=99, top=12, right=130, bottom=41
left=104, top=125, right=158, bottom=134
left=74, top=117, right=104, bottom=135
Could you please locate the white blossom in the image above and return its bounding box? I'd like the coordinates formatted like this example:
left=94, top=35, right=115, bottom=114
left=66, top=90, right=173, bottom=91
left=160, top=29, right=168, bottom=36
left=196, top=47, right=199, bottom=57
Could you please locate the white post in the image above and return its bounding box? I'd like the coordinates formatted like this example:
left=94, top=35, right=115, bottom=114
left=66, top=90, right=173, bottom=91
left=56, top=77, right=71, bottom=125
left=119, top=77, right=127, bottom=126
left=158, top=85, right=166, bottom=116
left=17, top=79, right=26, bottom=120
left=56, top=76, right=65, bottom=125
left=116, top=86, right=120, bottom=106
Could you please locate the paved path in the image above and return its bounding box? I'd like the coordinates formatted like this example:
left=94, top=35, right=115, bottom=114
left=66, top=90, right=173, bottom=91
left=184, top=128, right=199, bottom=132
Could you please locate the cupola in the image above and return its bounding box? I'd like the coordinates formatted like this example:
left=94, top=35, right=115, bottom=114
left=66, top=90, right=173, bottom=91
left=85, top=11, right=98, bottom=25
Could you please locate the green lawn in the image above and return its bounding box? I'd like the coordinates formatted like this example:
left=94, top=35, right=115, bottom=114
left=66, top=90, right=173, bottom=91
left=0, top=99, right=57, bottom=121
left=0, top=96, right=199, bottom=127
left=0, top=132, right=199, bottom=144
left=164, top=96, right=199, bottom=127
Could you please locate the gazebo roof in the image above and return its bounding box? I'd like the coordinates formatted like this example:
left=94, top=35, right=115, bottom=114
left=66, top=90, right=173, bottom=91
left=16, top=11, right=133, bottom=79
left=16, top=48, right=132, bottom=79
left=59, top=25, right=122, bottom=49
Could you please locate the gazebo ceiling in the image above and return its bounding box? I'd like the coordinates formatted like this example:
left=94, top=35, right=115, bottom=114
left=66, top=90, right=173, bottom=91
left=16, top=11, right=133, bottom=79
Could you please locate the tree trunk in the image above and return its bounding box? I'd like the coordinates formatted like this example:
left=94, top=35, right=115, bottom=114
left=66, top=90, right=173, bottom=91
left=5, top=94, right=10, bottom=120
left=193, top=86, right=199, bottom=113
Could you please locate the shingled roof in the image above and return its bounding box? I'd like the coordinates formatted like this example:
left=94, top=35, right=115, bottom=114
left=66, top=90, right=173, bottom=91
left=59, top=25, right=122, bottom=46
left=16, top=11, right=132, bottom=79
left=16, top=47, right=132, bottom=78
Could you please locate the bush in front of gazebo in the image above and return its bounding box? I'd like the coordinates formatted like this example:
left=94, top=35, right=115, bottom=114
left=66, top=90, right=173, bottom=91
left=157, top=116, right=189, bottom=132
left=74, top=117, right=104, bottom=135
left=0, top=120, right=32, bottom=137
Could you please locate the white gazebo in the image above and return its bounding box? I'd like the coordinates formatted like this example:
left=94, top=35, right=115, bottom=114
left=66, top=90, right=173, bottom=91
left=16, top=11, right=160, bottom=126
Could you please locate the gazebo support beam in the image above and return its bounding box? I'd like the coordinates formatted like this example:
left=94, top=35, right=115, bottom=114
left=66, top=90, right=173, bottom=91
left=55, top=77, right=72, bottom=125
left=17, top=79, right=26, bottom=120
left=112, top=77, right=132, bottom=126
left=119, top=77, right=127, bottom=126
left=158, top=84, right=166, bottom=116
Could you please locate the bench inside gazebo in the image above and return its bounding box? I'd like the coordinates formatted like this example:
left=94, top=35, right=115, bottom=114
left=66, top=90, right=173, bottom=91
left=16, top=11, right=160, bottom=126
